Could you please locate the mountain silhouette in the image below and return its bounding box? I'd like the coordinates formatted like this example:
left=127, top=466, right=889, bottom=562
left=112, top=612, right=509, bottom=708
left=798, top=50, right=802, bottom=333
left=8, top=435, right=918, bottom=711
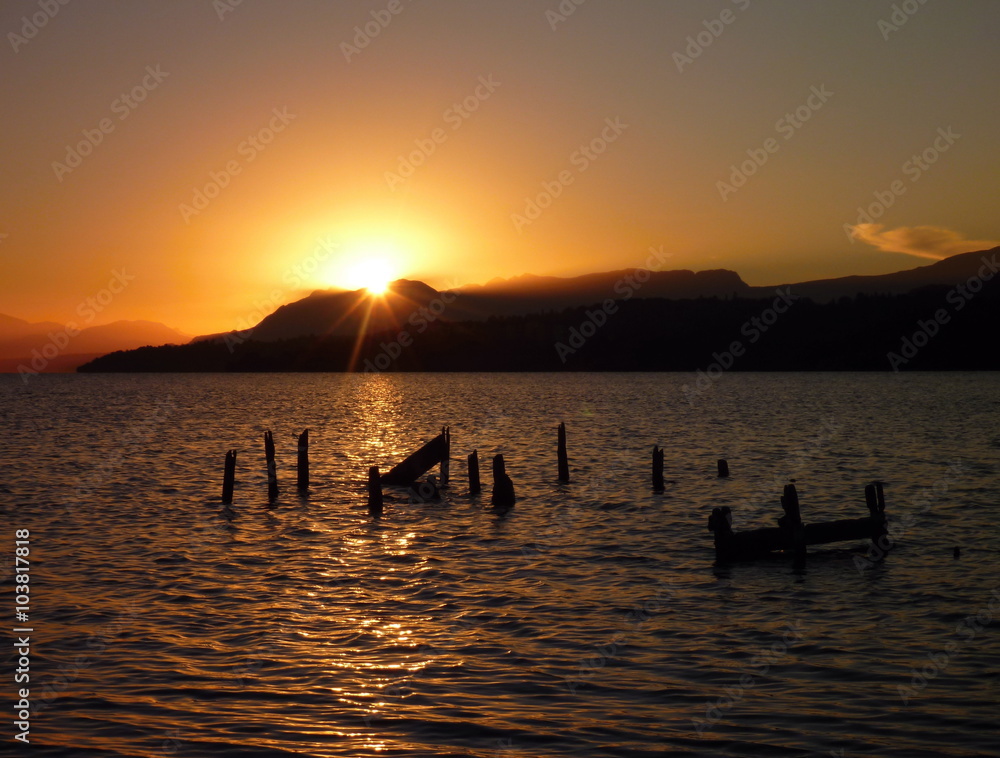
left=185, top=248, right=999, bottom=347
left=0, top=318, right=189, bottom=373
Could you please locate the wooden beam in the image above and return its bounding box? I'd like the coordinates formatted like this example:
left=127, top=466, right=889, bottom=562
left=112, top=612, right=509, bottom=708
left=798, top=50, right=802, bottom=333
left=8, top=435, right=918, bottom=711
left=381, top=430, right=448, bottom=485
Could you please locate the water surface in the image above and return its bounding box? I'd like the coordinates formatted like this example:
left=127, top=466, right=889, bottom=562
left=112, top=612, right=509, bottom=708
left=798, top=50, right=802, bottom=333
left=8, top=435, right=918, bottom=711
left=2, top=373, right=998, bottom=757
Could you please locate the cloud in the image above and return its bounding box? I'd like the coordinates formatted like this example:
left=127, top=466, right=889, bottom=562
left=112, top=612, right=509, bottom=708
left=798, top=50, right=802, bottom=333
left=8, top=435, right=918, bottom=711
left=849, top=224, right=1000, bottom=261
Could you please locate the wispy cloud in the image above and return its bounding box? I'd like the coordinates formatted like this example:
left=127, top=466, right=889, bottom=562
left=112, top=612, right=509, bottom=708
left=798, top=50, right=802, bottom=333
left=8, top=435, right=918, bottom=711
left=849, top=224, right=999, bottom=261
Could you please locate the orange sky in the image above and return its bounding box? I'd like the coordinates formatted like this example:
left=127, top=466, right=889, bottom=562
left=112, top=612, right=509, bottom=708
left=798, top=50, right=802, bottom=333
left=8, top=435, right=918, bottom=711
left=1, top=0, right=998, bottom=335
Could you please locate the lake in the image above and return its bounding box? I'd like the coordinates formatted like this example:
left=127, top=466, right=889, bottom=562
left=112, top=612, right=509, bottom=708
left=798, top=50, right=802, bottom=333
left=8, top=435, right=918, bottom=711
left=2, top=372, right=999, bottom=757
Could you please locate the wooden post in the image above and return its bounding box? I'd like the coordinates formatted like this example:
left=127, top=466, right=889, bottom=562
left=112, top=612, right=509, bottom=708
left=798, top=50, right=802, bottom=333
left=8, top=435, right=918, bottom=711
left=491, top=453, right=515, bottom=508
left=368, top=466, right=383, bottom=516
left=468, top=450, right=481, bottom=495
left=222, top=449, right=237, bottom=504
left=440, top=426, right=451, bottom=485
left=864, top=483, right=878, bottom=516
left=557, top=422, right=570, bottom=483
left=652, top=445, right=664, bottom=492
left=264, top=430, right=278, bottom=502
left=780, top=483, right=801, bottom=527
left=717, top=459, right=730, bottom=478
left=381, top=430, right=449, bottom=485
left=297, top=429, right=309, bottom=491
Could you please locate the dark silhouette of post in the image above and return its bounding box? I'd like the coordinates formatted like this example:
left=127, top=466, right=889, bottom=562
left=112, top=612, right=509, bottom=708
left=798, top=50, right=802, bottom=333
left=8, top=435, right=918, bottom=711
left=382, top=429, right=449, bottom=485
left=264, top=430, right=278, bottom=502
left=652, top=445, right=664, bottom=492
left=440, top=426, right=451, bottom=485
left=297, top=429, right=309, bottom=491
left=468, top=450, right=481, bottom=495
left=222, top=449, right=237, bottom=504
left=491, top=453, right=515, bottom=508
left=710, top=482, right=892, bottom=561
left=779, top=483, right=801, bottom=527
left=717, top=459, right=730, bottom=478
left=557, top=422, right=569, bottom=483
left=368, top=466, right=383, bottom=516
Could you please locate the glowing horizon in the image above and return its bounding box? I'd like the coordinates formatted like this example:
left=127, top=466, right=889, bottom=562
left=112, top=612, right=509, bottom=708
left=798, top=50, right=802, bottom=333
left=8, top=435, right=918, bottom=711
left=1, top=1, right=998, bottom=336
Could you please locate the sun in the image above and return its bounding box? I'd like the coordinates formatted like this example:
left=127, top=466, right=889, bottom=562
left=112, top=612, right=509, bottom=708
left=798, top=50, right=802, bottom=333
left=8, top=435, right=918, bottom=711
left=344, top=257, right=394, bottom=295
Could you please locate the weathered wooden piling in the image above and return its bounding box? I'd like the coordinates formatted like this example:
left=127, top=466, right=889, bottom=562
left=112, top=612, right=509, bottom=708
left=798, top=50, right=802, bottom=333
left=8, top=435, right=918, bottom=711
left=557, top=422, right=570, bottom=483
left=440, top=426, right=451, bottom=485
left=652, top=445, right=665, bottom=492
left=368, top=466, right=383, bottom=516
left=468, top=450, right=481, bottom=495
left=382, top=428, right=449, bottom=485
left=779, top=483, right=801, bottom=528
left=491, top=453, right=516, bottom=508
left=264, top=430, right=278, bottom=502
left=222, top=449, right=237, bottom=504
left=709, top=482, right=890, bottom=561
left=717, top=459, right=730, bottom=478
left=297, top=429, right=309, bottom=491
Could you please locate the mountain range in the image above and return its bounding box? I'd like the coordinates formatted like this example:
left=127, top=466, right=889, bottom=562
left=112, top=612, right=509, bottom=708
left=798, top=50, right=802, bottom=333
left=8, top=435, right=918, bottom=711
left=187, top=247, right=999, bottom=346
left=0, top=316, right=189, bottom=373
left=3, top=247, right=996, bottom=373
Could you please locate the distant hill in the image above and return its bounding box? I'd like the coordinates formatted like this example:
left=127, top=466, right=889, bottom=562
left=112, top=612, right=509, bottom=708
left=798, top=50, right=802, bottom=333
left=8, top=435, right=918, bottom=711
left=189, top=249, right=1000, bottom=347
left=11, top=247, right=1000, bottom=373
left=756, top=248, right=1000, bottom=301
left=78, top=283, right=1000, bottom=373
left=0, top=318, right=189, bottom=373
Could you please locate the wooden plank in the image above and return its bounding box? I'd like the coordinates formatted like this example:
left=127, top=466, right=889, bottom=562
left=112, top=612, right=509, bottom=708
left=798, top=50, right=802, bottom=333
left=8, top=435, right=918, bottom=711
left=381, top=431, right=448, bottom=485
